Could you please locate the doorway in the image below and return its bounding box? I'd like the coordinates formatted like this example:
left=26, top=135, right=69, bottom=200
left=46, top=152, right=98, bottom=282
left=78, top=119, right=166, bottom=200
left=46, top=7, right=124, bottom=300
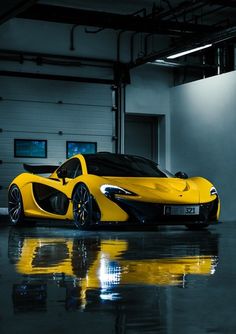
left=124, top=115, right=158, bottom=161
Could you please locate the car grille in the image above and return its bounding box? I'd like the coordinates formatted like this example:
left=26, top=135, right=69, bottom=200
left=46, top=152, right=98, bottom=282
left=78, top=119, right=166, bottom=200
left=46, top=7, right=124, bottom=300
left=113, top=197, right=219, bottom=224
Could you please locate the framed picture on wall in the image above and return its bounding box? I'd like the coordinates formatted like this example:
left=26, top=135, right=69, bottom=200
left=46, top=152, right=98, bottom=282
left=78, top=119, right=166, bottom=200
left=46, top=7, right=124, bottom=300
left=66, top=141, right=97, bottom=158
left=14, top=139, right=47, bottom=158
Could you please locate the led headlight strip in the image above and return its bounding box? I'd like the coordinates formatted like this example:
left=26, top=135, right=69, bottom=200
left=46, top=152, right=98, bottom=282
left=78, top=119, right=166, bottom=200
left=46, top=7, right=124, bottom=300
left=210, top=186, right=218, bottom=196
left=100, top=184, right=135, bottom=197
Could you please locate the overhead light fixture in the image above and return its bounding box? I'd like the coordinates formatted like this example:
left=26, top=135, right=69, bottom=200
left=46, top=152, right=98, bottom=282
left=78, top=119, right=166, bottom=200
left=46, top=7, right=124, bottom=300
left=149, top=59, right=182, bottom=68
left=167, top=44, right=212, bottom=59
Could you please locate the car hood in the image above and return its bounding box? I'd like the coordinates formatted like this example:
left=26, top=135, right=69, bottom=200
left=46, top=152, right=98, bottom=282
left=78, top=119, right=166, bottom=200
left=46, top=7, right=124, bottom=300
left=102, top=177, right=202, bottom=204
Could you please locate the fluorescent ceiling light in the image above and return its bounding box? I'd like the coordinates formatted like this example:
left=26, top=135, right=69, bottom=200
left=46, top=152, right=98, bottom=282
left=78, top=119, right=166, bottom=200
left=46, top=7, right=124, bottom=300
left=167, top=44, right=212, bottom=59
left=149, top=59, right=181, bottom=67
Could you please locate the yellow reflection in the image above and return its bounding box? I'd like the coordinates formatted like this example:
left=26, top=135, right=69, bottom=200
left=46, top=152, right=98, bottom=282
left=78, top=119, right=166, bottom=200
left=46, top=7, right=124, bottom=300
left=13, top=236, right=217, bottom=307
left=17, top=238, right=74, bottom=276
left=16, top=237, right=217, bottom=288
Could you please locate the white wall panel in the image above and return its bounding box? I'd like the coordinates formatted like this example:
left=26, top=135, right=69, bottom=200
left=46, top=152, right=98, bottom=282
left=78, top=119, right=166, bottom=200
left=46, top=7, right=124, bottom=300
left=0, top=77, right=113, bottom=207
left=126, top=65, right=171, bottom=115
left=171, top=70, right=236, bottom=221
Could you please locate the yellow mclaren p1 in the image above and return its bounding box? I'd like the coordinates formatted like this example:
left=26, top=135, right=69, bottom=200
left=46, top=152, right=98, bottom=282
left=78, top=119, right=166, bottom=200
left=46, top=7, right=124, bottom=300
left=8, top=153, right=220, bottom=229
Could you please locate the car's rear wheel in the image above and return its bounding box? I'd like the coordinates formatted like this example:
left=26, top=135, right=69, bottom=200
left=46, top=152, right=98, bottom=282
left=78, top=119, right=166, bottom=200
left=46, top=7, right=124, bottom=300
left=8, top=185, right=25, bottom=226
left=72, top=183, right=93, bottom=230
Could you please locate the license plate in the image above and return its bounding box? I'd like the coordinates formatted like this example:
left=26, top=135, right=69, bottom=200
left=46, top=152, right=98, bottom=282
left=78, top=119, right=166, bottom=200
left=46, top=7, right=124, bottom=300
left=164, top=205, right=199, bottom=216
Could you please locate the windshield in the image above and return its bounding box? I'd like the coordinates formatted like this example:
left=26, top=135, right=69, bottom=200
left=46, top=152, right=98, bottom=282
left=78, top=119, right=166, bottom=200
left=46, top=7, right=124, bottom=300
left=84, top=154, right=174, bottom=177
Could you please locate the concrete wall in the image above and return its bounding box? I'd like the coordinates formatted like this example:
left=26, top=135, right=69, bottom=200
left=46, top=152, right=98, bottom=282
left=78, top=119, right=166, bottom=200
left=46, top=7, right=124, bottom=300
left=0, top=18, right=116, bottom=59
left=126, top=65, right=172, bottom=168
left=171, top=70, right=236, bottom=221
left=0, top=18, right=169, bottom=64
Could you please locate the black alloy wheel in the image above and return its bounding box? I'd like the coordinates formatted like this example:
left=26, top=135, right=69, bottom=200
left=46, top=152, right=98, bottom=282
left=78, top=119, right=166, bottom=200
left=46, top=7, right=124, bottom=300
left=8, top=185, right=25, bottom=225
left=73, top=183, right=93, bottom=229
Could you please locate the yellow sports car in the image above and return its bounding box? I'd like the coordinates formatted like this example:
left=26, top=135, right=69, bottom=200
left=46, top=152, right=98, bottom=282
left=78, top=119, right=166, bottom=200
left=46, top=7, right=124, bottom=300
left=8, top=153, right=220, bottom=229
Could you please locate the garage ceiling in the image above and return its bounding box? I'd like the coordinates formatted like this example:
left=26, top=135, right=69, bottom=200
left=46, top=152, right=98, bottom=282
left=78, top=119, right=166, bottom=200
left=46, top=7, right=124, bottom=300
left=39, top=0, right=236, bottom=25
left=0, top=0, right=37, bottom=24
left=16, top=0, right=236, bottom=32
left=31, top=0, right=236, bottom=27
left=0, top=0, right=236, bottom=69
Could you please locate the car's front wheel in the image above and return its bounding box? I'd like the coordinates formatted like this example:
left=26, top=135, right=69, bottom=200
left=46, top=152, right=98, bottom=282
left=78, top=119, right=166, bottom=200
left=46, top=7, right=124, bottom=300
left=8, top=185, right=25, bottom=226
left=72, top=183, right=93, bottom=230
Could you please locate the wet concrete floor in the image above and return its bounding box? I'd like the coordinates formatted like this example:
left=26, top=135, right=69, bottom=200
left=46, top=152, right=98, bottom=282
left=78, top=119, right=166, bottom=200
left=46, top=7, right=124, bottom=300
left=0, top=221, right=235, bottom=334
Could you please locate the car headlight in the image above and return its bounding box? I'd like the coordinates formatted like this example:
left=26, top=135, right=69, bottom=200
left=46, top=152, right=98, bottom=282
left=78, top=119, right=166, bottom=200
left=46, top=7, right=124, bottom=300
left=100, top=184, right=136, bottom=198
left=210, top=186, right=218, bottom=196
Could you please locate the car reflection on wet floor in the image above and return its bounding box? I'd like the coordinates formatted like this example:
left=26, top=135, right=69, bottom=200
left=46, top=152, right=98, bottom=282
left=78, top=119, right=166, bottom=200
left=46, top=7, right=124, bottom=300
left=1, top=222, right=236, bottom=333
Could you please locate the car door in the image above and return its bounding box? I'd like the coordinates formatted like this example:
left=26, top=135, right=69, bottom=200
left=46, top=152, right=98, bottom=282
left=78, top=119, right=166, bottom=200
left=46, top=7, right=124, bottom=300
left=32, top=158, right=83, bottom=217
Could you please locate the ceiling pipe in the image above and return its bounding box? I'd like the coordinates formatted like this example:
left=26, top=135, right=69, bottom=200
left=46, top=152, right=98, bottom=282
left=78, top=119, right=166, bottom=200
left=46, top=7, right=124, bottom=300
left=70, top=24, right=79, bottom=51
left=148, top=1, right=207, bottom=21
left=187, top=5, right=226, bottom=23
left=116, top=8, right=147, bottom=63
left=130, top=32, right=140, bottom=64
left=0, top=70, right=114, bottom=84
left=200, top=0, right=236, bottom=8
left=144, top=33, right=154, bottom=57
left=18, top=4, right=214, bottom=35
left=0, top=49, right=115, bottom=66
left=131, top=25, right=236, bottom=68
left=117, top=30, right=127, bottom=63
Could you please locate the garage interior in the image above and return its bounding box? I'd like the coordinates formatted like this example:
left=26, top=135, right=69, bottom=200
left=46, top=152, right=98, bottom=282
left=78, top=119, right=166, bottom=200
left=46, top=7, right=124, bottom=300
left=0, top=0, right=236, bottom=333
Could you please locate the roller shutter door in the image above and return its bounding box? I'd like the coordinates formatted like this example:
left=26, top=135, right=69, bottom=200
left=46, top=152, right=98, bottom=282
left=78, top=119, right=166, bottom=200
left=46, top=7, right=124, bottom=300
left=0, top=76, right=114, bottom=207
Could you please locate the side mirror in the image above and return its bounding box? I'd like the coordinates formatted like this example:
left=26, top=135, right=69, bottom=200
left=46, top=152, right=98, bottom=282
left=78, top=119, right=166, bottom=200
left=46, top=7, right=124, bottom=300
left=175, top=171, right=188, bottom=179
left=57, top=168, right=67, bottom=185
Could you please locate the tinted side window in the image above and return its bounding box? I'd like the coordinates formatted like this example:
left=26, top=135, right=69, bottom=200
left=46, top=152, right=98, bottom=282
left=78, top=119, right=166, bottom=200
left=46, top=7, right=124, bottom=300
left=58, top=158, right=81, bottom=179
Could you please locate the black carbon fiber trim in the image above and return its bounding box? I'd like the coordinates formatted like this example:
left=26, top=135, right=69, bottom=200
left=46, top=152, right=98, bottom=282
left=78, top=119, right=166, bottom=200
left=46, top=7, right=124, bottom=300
left=113, top=197, right=219, bottom=224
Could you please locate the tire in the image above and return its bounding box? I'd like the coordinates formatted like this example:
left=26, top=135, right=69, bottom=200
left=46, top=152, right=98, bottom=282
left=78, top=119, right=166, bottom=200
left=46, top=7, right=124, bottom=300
left=72, top=183, right=93, bottom=230
left=8, top=185, right=25, bottom=226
